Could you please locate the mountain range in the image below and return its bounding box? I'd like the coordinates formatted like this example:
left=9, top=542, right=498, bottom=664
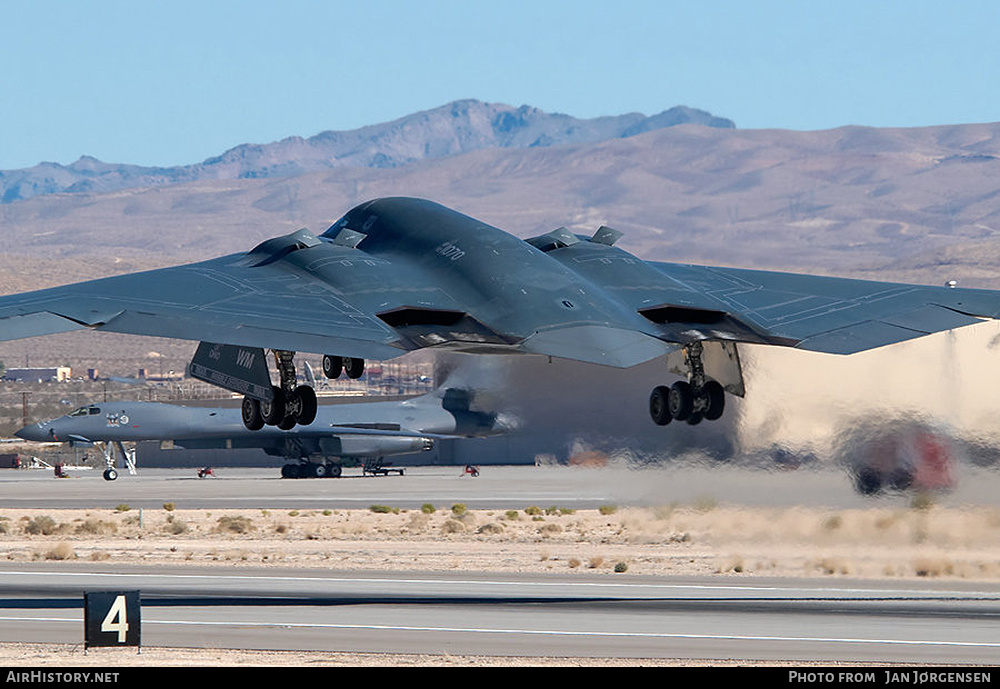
left=0, top=100, right=734, bottom=203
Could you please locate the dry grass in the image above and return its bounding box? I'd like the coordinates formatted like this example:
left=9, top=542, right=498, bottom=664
left=0, top=504, right=996, bottom=580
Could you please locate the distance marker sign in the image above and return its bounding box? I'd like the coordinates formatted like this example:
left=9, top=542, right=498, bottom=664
left=84, top=591, right=141, bottom=648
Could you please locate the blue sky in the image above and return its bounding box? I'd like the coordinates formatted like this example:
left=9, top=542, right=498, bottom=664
left=1, top=0, right=998, bottom=169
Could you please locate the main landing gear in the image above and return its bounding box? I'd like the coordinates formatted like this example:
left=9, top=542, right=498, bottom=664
left=321, top=355, right=365, bottom=380
left=649, top=342, right=726, bottom=426
left=240, top=351, right=367, bottom=431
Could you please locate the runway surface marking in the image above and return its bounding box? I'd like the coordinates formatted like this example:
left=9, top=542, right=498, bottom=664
left=0, top=613, right=998, bottom=649
left=2, top=570, right=998, bottom=599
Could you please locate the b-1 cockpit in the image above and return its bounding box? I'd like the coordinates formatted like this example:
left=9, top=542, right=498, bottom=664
left=67, top=405, right=101, bottom=418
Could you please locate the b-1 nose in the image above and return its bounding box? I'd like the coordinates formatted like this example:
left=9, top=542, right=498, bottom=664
left=15, top=424, right=49, bottom=442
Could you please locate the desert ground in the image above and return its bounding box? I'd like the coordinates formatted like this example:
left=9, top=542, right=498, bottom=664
left=0, top=500, right=997, bottom=666
left=3, top=502, right=1000, bottom=580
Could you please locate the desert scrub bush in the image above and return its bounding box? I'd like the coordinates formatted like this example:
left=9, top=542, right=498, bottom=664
left=504, top=510, right=521, bottom=521
left=719, top=556, right=745, bottom=573
left=44, top=542, right=75, bottom=561
left=215, top=515, right=254, bottom=534
left=165, top=519, right=188, bottom=535
left=614, top=561, right=629, bottom=573
left=441, top=519, right=466, bottom=534
left=598, top=505, right=617, bottom=516
left=369, top=505, right=399, bottom=514
left=477, top=522, right=504, bottom=535
left=914, top=558, right=954, bottom=577
left=114, top=504, right=131, bottom=512
left=588, top=556, right=605, bottom=569
left=75, top=519, right=117, bottom=535
left=421, top=503, right=436, bottom=514
left=24, top=515, right=59, bottom=535
left=162, top=503, right=175, bottom=512
left=821, top=515, right=843, bottom=531
left=812, top=557, right=851, bottom=576
left=538, top=523, right=563, bottom=536
left=407, top=513, right=431, bottom=531
left=524, top=506, right=542, bottom=516
left=451, top=503, right=467, bottom=517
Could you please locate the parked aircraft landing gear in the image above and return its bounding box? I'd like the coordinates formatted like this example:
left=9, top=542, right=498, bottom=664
left=649, top=342, right=726, bottom=427
left=281, top=460, right=343, bottom=479
left=96, top=440, right=136, bottom=480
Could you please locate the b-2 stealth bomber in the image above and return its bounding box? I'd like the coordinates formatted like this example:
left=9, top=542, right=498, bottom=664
left=1, top=196, right=998, bottom=430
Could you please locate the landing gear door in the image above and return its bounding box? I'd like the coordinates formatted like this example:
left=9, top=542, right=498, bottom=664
left=188, top=342, right=274, bottom=401
left=666, top=340, right=745, bottom=398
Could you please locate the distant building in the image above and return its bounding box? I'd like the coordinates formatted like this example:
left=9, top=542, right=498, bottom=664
left=3, top=366, right=72, bottom=382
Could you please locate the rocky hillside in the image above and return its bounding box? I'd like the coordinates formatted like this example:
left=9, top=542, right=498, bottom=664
left=0, top=100, right=734, bottom=203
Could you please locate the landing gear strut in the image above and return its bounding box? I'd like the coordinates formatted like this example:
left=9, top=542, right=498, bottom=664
left=649, top=342, right=727, bottom=426
left=97, top=441, right=136, bottom=481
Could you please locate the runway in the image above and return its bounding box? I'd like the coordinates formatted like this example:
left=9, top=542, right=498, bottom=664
left=1, top=564, right=999, bottom=664
left=4, top=461, right=1000, bottom=510
left=1, top=464, right=999, bottom=664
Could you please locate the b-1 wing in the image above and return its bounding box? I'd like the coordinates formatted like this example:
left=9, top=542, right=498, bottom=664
left=2, top=197, right=999, bottom=429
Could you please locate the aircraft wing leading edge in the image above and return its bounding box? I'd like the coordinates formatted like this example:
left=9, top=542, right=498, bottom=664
left=0, top=260, right=406, bottom=361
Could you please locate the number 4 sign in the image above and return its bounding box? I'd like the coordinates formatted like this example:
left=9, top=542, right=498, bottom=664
left=84, top=591, right=141, bottom=649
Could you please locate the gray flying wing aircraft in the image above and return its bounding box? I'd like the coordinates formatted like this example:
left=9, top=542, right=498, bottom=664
left=16, top=387, right=505, bottom=480
left=1, top=196, right=998, bottom=430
